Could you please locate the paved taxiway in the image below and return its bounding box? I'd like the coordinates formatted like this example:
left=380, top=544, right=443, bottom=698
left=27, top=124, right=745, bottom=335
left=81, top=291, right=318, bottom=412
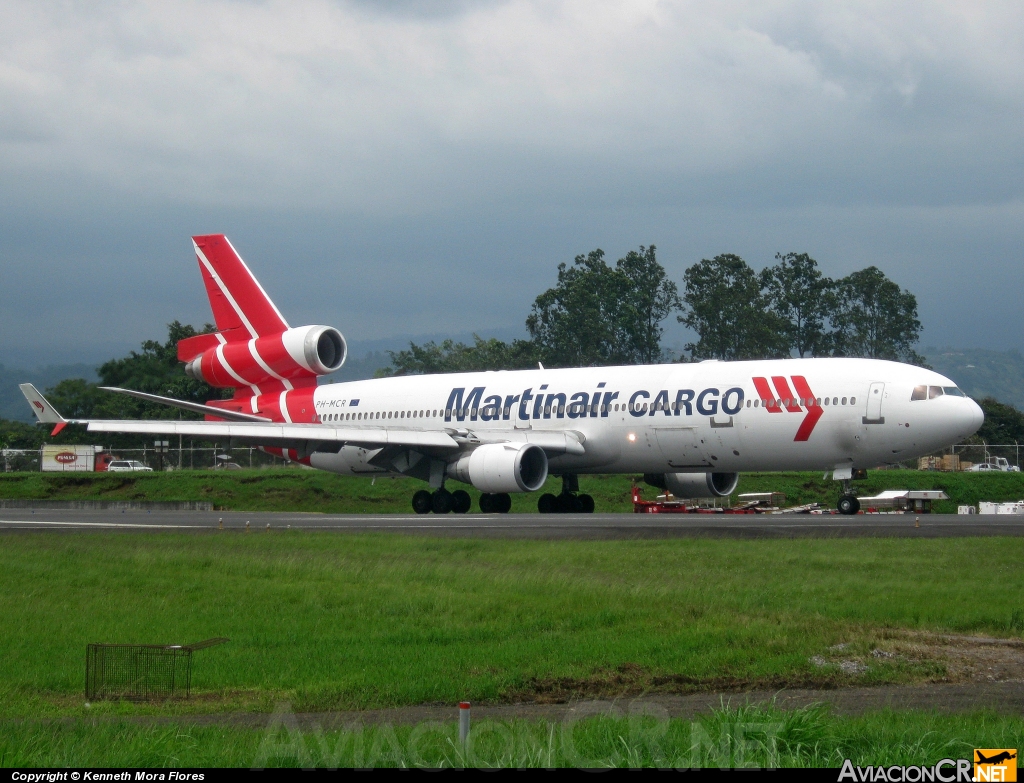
left=1, top=508, right=1022, bottom=538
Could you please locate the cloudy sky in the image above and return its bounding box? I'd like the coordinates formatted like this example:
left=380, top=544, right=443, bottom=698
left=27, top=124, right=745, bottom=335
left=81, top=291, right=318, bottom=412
left=1, top=0, right=1021, bottom=367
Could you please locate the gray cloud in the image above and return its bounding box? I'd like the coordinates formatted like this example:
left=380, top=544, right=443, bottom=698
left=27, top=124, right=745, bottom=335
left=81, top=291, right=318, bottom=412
left=0, top=0, right=1021, bottom=364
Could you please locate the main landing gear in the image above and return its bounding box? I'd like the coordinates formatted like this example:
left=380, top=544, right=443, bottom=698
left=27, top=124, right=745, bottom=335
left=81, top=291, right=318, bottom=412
left=411, top=488, right=511, bottom=514
left=537, top=474, right=595, bottom=514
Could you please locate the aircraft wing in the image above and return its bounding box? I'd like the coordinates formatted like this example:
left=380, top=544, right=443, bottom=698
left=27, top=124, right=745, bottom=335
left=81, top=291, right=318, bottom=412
left=84, top=419, right=460, bottom=450
left=22, top=384, right=586, bottom=456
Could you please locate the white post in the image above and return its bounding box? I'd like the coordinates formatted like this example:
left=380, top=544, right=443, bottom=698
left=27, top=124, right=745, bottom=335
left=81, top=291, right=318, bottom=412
left=458, top=701, right=470, bottom=749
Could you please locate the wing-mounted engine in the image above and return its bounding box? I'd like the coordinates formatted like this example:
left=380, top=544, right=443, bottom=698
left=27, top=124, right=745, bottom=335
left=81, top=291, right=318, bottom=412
left=180, top=325, right=346, bottom=388
left=644, top=471, right=738, bottom=498
left=447, top=443, right=549, bottom=493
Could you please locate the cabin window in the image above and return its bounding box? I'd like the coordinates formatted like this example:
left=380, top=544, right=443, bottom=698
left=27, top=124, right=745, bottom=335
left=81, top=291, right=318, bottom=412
left=850, top=397, right=856, bottom=405
left=815, top=398, right=821, bottom=406
left=841, top=397, right=847, bottom=405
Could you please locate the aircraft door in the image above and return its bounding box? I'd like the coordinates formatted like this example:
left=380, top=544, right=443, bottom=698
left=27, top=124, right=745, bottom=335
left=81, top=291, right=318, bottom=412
left=864, top=382, right=885, bottom=424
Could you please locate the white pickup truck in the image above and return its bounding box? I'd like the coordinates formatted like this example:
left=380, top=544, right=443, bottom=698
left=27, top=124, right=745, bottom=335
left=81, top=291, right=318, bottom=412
left=968, top=456, right=1021, bottom=472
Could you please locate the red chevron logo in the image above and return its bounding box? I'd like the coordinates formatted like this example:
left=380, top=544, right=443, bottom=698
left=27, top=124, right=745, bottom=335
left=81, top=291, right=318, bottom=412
left=752, top=375, right=823, bottom=442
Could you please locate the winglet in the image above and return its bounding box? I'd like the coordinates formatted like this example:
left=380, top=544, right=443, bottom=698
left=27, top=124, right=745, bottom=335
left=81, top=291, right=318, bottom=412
left=19, top=383, right=68, bottom=435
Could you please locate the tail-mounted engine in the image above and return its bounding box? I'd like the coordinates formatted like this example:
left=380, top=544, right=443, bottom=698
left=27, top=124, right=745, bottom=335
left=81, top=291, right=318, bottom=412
left=644, top=472, right=739, bottom=498
left=181, top=325, right=347, bottom=388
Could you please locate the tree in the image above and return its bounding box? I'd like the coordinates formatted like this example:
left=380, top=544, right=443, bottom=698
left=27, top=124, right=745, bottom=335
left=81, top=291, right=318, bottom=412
left=526, top=246, right=681, bottom=367
left=976, top=397, right=1024, bottom=445
left=828, top=267, right=924, bottom=364
left=761, top=252, right=832, bottom=358
left=376, top=336, right=540, bottom=377
left=526, top=250, right=623, bottom=367
left=44, top=321, right=224, bottom=421
left=678, top=254, right=790, bottom=360
left=614, top=245, right=682, bottom=364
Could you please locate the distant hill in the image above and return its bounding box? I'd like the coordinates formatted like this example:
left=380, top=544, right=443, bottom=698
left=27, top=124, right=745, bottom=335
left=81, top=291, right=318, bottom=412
left=0, top=363, right=99, bottom=422
left=924, top=348, right=1024, bottom=410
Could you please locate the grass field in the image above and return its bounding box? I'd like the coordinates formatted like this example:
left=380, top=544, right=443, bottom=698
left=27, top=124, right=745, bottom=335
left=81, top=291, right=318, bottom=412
left=1, top=533, right=1021, bottom=721
left=1, top=532, right=1022, bottom=767
left=3, top=706, right=1023, bottom=767
left=1, top=468, right=1023, bottom=513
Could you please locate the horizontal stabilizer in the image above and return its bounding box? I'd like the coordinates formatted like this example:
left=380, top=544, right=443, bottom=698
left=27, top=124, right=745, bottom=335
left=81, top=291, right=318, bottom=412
left=98, top=387, right=271, bottom=423
left=176, top=332, right=223, bottom=363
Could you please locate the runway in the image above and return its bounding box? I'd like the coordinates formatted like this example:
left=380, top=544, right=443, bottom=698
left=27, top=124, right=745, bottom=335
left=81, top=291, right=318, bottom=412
left=1, top=507, right=1023, bottom=538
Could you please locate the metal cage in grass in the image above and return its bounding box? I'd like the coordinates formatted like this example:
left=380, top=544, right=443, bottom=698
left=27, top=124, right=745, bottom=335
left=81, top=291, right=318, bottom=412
left=85, top=638, right=228, bottom=701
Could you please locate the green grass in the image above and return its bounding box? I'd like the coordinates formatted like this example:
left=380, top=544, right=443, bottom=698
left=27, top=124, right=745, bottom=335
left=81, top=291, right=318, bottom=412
left=2, top=706, right=1021, bottom=767
left=1, top=468, right=1023, bottom=513
left=1, top=534, right=1021, bottom=720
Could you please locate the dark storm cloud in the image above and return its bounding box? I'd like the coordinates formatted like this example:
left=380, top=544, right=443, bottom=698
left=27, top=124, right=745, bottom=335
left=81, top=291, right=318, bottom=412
left=0, top=0, right=1021, bottom=366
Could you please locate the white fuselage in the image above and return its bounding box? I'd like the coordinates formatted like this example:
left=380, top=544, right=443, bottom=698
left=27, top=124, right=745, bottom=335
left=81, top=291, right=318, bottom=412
left=306, top=357, right=983, bottom=482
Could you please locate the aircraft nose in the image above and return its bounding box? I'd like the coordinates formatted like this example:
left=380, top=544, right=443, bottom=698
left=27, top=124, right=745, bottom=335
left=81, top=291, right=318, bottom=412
left=967, top=397, right=984, bottom=435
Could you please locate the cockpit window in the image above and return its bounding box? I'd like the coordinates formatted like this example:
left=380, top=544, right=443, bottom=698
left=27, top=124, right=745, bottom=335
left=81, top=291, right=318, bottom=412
left=912, top=384, right=966, bottom=401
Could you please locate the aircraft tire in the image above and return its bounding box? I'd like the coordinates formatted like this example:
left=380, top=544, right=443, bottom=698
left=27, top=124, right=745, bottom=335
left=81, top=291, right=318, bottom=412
left=838, top=495, right=860, bottom=515
left=538, top=493, right=557, bottom=514
left=412, top=489, right=433, bottom=515
left=495, top=493, right=512, bottom=513
left=451, top=489, right=472, bottom=514
left=432, top=488, right=453, bottom=514
left=555, top=492, right=582, bottom=513
left=479, top=493, right=494, bottom=513
left=578, top=493, right=595, bottom=514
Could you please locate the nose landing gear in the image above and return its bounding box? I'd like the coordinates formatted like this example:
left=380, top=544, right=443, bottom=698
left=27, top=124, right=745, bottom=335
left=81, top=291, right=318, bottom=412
left=837, top=494, right=861, bottom=515
left=835, top=470, right=866, bottom=515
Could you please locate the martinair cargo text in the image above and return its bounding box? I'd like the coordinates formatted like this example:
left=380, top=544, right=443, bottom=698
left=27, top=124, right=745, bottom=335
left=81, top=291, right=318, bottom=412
left=21, top=236, right=983, bottom=515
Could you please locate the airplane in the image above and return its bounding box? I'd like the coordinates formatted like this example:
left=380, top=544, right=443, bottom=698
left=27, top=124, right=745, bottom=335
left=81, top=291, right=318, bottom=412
left=975, top=751, right=1016, bottom=765
left=21, top=234, right=984, bottom=516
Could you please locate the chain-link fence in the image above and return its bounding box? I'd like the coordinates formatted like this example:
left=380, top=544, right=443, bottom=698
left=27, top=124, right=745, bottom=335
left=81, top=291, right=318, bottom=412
left=951, top=443, right=1022, bottom=471
left=3, top=444, right=297, bottom=472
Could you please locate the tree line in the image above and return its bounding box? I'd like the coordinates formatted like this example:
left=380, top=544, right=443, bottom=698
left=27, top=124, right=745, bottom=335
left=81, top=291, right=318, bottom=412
left=379, top=247, right=925, bottom=375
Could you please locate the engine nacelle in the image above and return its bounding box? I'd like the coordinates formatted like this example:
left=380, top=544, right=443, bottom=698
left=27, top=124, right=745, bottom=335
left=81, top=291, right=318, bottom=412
left=447, top=443, right=549, bottom=493
left=184, top=325, right=346, bottom=388
left=644, top=472, right=739, bottom=498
